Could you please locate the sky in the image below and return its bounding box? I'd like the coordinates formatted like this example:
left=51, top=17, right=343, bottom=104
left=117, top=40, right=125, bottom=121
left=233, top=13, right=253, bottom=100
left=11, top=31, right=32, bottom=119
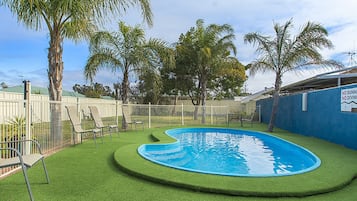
left=1, top=0, right=357, bottom=94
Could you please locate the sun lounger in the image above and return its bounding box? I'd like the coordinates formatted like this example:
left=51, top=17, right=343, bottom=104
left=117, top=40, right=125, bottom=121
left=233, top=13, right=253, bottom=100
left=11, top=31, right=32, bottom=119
left=65, top=106, right=102, bottom=146
left=88, top=106, right=118, bottom=139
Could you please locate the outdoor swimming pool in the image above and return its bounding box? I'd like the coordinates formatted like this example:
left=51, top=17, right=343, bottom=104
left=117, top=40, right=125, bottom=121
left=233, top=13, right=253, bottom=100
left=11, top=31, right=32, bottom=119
left=138, top=128, right=321, bottom=177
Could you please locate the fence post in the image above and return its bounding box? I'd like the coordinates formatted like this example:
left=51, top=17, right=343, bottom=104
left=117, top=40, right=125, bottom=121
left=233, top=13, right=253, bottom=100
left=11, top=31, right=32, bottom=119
left=181, top=103, right=184, bottom=125
left=75, top=97, right=81, bottom=142
left=258, top=104, right=262, bottom=123
left=226, top=107, right=229, bottom=125
left=116, top=100, right=119, bottom=127
left=210, top=105, right=213, bottom=125
left=76, top=97, right=80, bottom=118
left=24, top=80, right=31, bottom=155
left=148, top=102, right=151, bottom=128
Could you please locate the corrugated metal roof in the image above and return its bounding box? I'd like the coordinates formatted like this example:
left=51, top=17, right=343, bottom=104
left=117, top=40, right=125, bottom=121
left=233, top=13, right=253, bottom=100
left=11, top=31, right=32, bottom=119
left=280, top=66, right=357, bottom=94
left=0, top=85, right=85, bottom=97
left=241, top=87, right=274, bottom=103
left=241, top=66, right=357, bottom=102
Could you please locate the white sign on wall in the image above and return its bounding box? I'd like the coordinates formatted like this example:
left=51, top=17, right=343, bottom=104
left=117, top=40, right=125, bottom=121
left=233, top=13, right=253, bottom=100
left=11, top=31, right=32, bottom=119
left=341, top=88, right=357, bottom=112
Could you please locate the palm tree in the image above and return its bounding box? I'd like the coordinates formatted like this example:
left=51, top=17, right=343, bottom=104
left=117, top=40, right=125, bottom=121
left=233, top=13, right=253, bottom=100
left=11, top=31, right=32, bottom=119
left=178, top=19, right=237, bottom=123
left=1, top=0, right=152, bottom=143
left=244, top=19, right=342, bottom=132
left=85, top=22, right=173, bottom=128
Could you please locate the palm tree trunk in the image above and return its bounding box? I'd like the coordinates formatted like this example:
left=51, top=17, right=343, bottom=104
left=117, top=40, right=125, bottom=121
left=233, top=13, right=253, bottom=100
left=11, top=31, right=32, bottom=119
left=122, top=65, right=130, bottom=129
left=113, top=83, right=120, bottom=100
left=122, top=68, right=129, bottom=104
left=48, top=30, right=63, bottom=146
left=268, top=73, right=282, bottom=132
left=192, top=97, right=200, bottom=120
left=188, top=89, right=200, bottom=120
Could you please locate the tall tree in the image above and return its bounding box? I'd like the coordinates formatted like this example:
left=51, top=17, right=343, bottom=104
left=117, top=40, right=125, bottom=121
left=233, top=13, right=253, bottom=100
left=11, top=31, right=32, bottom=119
left=175, top=19, right=240, bottom=123
left=244, top=19, right=342, bottom=132
left=84, top=22, right=173, bottom=128
left=1, top=0, right=152, bottom=143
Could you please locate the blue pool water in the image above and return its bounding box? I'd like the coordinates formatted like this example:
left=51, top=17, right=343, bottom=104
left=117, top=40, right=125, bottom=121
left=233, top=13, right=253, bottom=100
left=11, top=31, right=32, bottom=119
left=138, top=128, right=321, bottom=177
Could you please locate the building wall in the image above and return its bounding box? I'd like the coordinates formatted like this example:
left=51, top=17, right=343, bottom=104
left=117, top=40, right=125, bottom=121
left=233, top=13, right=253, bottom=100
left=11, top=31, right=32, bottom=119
left=257, top=84, right=357, bottom=150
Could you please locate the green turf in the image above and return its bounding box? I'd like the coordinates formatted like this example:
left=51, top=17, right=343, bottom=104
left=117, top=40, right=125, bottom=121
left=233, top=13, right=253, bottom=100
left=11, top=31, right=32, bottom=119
left=115, top=124, right=357, bottom=197
left=1, top=124, right=357, bottom=201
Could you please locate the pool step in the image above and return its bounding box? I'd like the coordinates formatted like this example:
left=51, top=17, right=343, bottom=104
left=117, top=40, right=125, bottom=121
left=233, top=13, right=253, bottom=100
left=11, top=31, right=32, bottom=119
left=146, top=148, right=193, bottom=167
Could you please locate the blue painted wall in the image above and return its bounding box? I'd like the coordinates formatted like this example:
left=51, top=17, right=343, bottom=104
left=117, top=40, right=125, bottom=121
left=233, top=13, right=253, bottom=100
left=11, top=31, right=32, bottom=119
left=257, top=84, right=357, bottom=150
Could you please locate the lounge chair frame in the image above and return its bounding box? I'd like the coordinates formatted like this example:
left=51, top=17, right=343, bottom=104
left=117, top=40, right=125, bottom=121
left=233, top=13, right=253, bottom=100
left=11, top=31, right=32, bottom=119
left=228, top=109, right=259, bottom=127
left=65, top=106, right=102, bottom=146
left=0, top=139, right=50, bottom=201
left=240, top=109, right=259, bottom=127
left=88, top=106, right=118, bottom=139
left=122, top=105, right=144, bottom=130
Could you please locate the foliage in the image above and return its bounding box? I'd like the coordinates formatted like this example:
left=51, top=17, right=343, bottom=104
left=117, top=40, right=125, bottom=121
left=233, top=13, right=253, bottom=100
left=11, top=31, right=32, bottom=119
left=6, top=116, right=25, bottom=138
left=170, top=19, right=246, bottom=122
left=1, top=0, right=153, bottom=144
left=137, top=66, right=163, bottom=104
left=137, top=39, right=175, bottom=104
left=73, top=83, right=113, bottom=98
left=85, top=22, right=141, bottom=104
left=244, top=19, right=342, bottom=132
left=84, top=22, right=173, bottom=127
left=1, top=0, right=152, bottom=102
left=170, top=30, right=200, bottom=105
left=209, top=58, right=247, bottom=99
left=85, top=22, right=174, bottom=105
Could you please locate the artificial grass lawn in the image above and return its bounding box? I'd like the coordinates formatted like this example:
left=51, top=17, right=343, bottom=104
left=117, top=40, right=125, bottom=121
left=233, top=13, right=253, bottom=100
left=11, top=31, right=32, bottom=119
left=1, top=124, right=357, bottom=201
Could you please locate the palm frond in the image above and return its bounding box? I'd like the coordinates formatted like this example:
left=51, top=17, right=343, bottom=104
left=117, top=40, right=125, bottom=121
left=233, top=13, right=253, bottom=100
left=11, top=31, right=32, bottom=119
left=89, top=31, right=119, bottom=53
left=245, top=19, right=342, bottom=78
left=84, top=52, right=122, bottom=82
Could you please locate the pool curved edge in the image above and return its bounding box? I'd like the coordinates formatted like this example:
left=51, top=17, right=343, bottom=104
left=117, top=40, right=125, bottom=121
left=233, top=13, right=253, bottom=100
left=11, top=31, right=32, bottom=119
left=114, top=142, right=356, bottom=197
left=138, top=128, right=321, bottom=177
